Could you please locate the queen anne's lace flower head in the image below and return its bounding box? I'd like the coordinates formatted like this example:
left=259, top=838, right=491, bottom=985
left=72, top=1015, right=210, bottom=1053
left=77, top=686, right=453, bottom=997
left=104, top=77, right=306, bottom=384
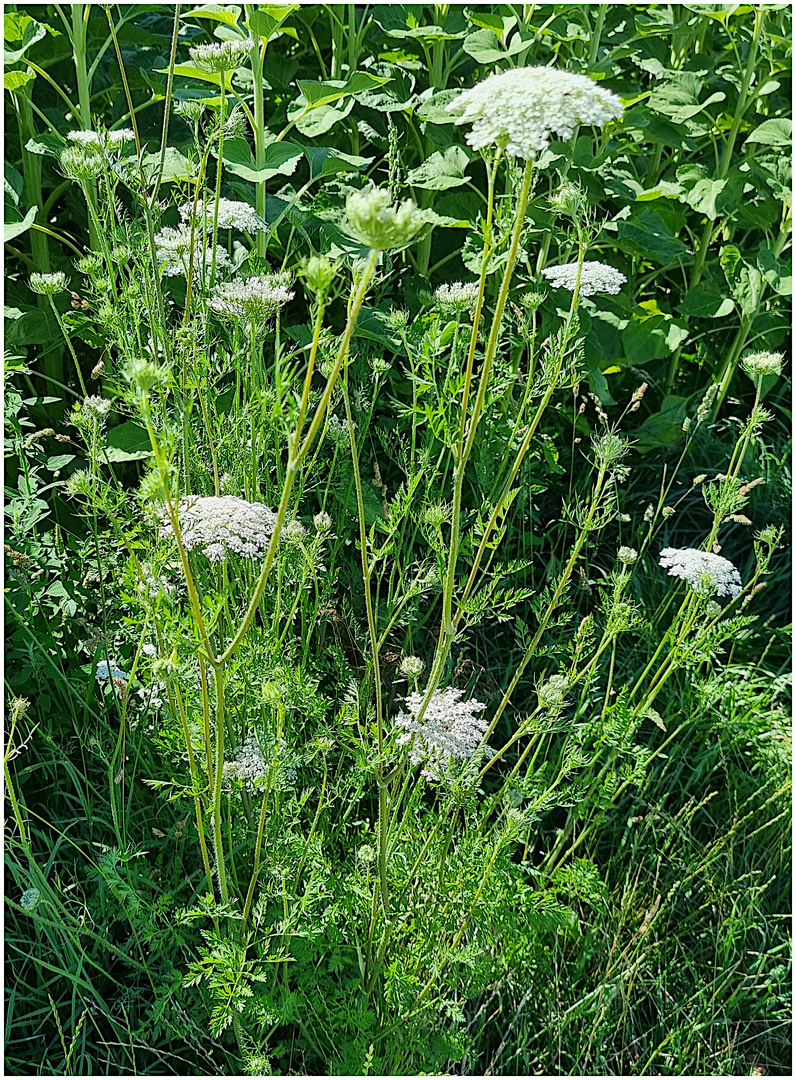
left=29, top=271, right=68, bottom=296
left=208, top=275, right=294, bottom=321
left=541, top=260, right=626, bottom=297
left=659, top=547, right=742, bottom=599
left=188, top=39, right=255, bottom=73
left=741, top=350, right=783, bottom=380
left=434, top=281, right=480, bottom=314
left=60, top=145, right=104, bottom=181
left=81, top=395, right=112, bottom=423
left=447, top=66, right=623, bottom=160
left=154, top=224, right=231, bottom=277
left=162, top=495, right=278, bottom=562
left=223, top=733, right=297, bottom=791
left=68, top=128, right=135, bottom=150
left=396, top=688, right=489, bottom=779
left=179, top=198, right=265, bottom=233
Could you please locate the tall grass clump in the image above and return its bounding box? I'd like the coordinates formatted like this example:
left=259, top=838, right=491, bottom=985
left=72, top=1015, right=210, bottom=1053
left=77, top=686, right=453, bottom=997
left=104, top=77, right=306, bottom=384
left=5, top=4, right=790, bottom=1076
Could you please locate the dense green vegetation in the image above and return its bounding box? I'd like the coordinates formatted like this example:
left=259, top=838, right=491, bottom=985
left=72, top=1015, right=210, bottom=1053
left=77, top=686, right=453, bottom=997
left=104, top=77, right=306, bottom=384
left=5, top=4, right=791, bottom=1075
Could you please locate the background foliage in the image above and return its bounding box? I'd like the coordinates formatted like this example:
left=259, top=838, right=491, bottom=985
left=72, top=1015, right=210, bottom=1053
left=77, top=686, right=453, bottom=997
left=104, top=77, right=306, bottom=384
left=5, top=3, right=791, bottom=1076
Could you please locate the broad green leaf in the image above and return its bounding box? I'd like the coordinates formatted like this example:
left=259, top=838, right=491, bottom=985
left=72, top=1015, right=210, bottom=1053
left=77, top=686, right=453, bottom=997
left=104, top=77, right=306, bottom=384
left=622, top=105, right=701, bottom=151
left=407, top=146, right=471, bottom=191
left=4, top=69, right=35, bottom=91
left=24, top=131, right=65, bottom=157
left=634, top=396, right=688, bottom=453
left=648, top=74, right=725, bottom=124
left=4, top=303, right=60, bottom=346
left=220, top=137, right=302, bottom=182
left=416, top=88, right=460, bottom=125
left=676, top=164, right=727, bottom=218
left=142, top=148, right=193, bottom=184
left=318, top=220, right=370, bottom=261
left=743, top=118, right=792, bottom=148
left=105, top=422, right=153, bottom=463
left=4, top=13, right=46, bottom=63
left=623, top=314, right=689, bottom=362
left=181, top=5, right=242, bottom=29
left=461, top=27, right=527, bottom=63
left=616, top=206, right=691, bottom=265
left=4, top=12, right=34, bottom=40
left=158, top=63, right=234, bottom=88
left=682, top=4, right=755, bottom=22
left=467, top=11, right=515, bottom=40
left=4, top=204, right=36, bottom=243
left=246, top=5, right=299, bottom=42
left=757, top=248, right=791, bottom=296
left=371, top=7, right=464, bottom=40
left=721, top=244, right=764, bottom=314
left=636, top=181, right=683, bottom=201
left=296, top=72, right=390, bottom=110
left=677, top=286, right=735, bottom=318
left=5, top=163, right=24, bottom=207
left=304, top=146, right=372, bottom=180
left=293, top=99, right=354, bottom=138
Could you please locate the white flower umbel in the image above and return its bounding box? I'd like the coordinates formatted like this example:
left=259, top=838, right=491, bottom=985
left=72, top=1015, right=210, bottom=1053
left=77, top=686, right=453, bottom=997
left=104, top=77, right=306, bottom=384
left=659, top=547, right=742, bottom=599
left=189, top=39, right=254, bottom=73
left=29, top=271, right=68, bottom=296
left=223, top=733, right=297, bottom=792
left=154, top=224, right=231, bottom=277
left=434, top=281, right=480, bottom=314
left=396, top=688, right=489, bottom=779
left=161, top=495, right=278, bottom=563
left=541, top=260, right=626, bottom=297
left=96, top=660, right=129, bottom=682
left=741, top=350, right=783, bottom=380
left=179, top=198, right=265, bottom=233
left=68, top=128, right=135, bottom=150
left=208, top=275, right=294, bottom=321
left=447, top=66, right=623, bottom=160
left=82, top=395, right=112, bottom=422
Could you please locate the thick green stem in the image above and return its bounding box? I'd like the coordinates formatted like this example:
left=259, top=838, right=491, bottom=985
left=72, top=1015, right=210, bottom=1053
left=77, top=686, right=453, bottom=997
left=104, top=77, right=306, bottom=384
left=71, top=4, right=98, bottom=250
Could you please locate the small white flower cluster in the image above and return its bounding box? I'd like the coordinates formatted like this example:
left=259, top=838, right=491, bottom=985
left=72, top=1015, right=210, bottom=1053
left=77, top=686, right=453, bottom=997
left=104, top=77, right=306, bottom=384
left=223, top=733, right=297, bottom=791
left=136, top=684, right=164, bottom=710
left=396, top=688, right=489, bottom=778
left=208, top=275, right=294, bottom=321
left=161, top=495, right=278, bottom=562
left=434, top=281, right=480, bottom=314
left=29, top=271, right=68, bottom=296
left=189, top=39, right=255, bottom=73
left=179, top=198, right=265, bottom=233
left=96, top=660, right=129, bottom=682
left=741, top=350, right=783, bottom=380
left=68, top=128, right=135, bottom=150
left=659, top=547, right=742, bottom=599
left=154, top=224, right=231, bottom=277
left=447, top=66, right=623, bottom=160
left=82, top=395, right=112, bottom=422
left=541, top=260, right=626, bottom=297
left=325, top=414, right=351, bottom=447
